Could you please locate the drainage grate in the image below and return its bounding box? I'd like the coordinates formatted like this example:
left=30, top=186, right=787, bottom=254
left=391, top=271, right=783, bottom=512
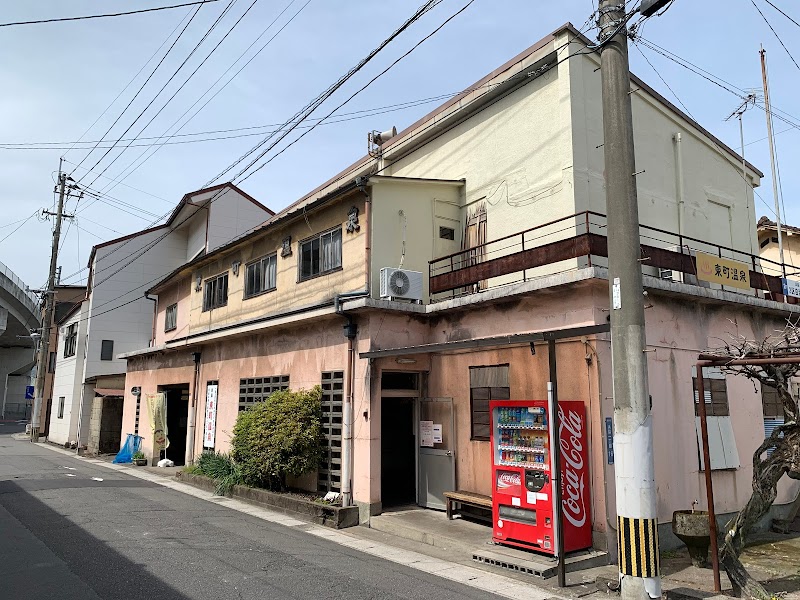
left=472, top=553, right=551, bottom=578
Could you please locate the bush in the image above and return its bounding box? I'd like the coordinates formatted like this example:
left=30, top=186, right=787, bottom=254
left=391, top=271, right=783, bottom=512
left=231, top=386, right=323, bottom=491
left=195, top=451, right=242, bottom=496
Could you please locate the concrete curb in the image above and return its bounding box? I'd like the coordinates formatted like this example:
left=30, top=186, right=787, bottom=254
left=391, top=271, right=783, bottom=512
left=26, top=439, right=564, bottom=600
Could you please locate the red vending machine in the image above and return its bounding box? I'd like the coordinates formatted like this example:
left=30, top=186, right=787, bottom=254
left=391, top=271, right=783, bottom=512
left=490, top=399, right=592, bottom=554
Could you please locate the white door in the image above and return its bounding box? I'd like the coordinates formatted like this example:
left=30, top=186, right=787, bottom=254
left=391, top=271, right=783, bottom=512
left=418, top=398, right=456, bottom=510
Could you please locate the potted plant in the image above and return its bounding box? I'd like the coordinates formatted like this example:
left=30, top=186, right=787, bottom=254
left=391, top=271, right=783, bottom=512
left=132, top=451, right=148, bottom=467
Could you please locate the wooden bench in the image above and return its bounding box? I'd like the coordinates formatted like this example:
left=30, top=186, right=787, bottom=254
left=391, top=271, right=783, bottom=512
left=444, top=490, right=492, bottom=522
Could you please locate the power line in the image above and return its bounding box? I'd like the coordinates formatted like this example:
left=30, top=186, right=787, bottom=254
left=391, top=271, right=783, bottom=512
left=0, top=210, right=39, bottom=245
left=63, top=7, right=196, bottom=160
left=78, top=0, right=238, bottom=182
left=86, top=0, right=264, bottom=189
left=762, top=0, right=800, bottom=29
left=72, top=1, right=208, bottom=172
left=0, top=1, right=221, bottom=27
left=750, top=0, right=800, bottom=71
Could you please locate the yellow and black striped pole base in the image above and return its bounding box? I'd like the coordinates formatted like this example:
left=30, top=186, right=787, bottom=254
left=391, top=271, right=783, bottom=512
left=618, top=516, right=660, bottom=578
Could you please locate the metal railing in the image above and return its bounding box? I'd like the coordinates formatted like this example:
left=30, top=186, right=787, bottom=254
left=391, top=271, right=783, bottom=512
left=429, top=211, right=791, bottom=300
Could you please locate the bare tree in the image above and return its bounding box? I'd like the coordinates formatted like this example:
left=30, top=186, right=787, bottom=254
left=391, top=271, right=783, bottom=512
left=705, top=324, right=800, bottom=599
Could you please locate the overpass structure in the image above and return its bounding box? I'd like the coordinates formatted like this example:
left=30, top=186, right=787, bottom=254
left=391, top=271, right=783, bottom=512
left=0, top=260, right=41, bottom=420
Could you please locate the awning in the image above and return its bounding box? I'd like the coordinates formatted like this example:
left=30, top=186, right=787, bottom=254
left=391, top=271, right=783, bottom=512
left=94, top=388, right=124, bottom=397
left=358, top=323, right=610, bottom=359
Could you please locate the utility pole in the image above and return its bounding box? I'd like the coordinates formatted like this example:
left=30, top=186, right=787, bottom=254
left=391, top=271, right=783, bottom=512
left=30, top=159, right=71, bottom=442
left=760, top=47, right=786, bottom=272
left=598, top=1, right=661, bottom=597
left=725, top=94, right=757, bottom=257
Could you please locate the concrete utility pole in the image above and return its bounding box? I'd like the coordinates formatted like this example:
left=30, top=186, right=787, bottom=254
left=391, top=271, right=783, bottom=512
left=759, top=47, right=786, bottom=271
left=598, top=1, right=661, bottom=597
left=30, top=160, right=69, bottom=442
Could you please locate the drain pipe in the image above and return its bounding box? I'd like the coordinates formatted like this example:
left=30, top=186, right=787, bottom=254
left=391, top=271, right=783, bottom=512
left=144, top=293, right=157, bottom=347
left=188, top=351, right=202, bottom=465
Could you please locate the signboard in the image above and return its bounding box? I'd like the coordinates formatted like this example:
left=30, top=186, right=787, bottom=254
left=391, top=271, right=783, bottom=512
left=605, top=417, right=614, bottom=465
left=783, top=278, right=800, bottom=299
left=25, top=386, right=34, bottom=400
left=695, top=251, right=750, bottom=289
left=420, top=420, right=434, bottom=447
left=432, top=423, right=443, bottom=444
left=204, top=384, right=218, bottom=449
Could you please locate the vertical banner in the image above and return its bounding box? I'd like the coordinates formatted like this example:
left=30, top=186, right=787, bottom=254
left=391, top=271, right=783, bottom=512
left=558, top=401, right=592, bottom=551
left=204, top=384, right=218, bottom=449
left=146, top=393, right=169, bottom=455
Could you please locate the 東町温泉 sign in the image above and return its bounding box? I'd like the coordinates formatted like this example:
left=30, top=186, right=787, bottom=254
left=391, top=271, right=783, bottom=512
left=695, top=251, right=750, bottom=290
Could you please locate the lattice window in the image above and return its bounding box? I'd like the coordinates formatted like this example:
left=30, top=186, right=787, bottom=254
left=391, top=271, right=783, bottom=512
left=238, top=375, right=289, bottom=412
left=319, top=370, right=344, bottom=493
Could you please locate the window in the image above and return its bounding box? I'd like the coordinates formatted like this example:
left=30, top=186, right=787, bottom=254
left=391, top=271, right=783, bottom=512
left=164, top=303, right=177, bottom=332
left=299, top=227, right=342, bottom=280
left=100, top=340, right=114, bottom=361
left=469, top=365, right=510, bottom=441
left=245, top=254, right=277, bottom=298
left=238, top=375, right=289, bottom=412
left=692, top=368, right=739, bottom=470
left=319, top=371, right=344, bottom=493
left=439, top=226, right=455, bottom=240
left=63, top=323, right=77, bottom=358
left=48, top=352, right=57, bottom=373
left=760, top=236, right=780, bottom=248
left=57, top=396, right=65, bottom=419
left=202, top=273, right=228, bottom=311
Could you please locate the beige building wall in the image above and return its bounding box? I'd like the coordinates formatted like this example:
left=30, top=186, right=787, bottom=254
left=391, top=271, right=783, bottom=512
left=758, top=225, right=800, bottom=277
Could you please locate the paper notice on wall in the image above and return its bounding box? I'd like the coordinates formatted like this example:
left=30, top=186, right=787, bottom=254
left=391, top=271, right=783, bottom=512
left=432, top=424, right=442, bottom=444
left=420, top=420, right=434, bottom=447
left=204, top=384, right=218, bottom=449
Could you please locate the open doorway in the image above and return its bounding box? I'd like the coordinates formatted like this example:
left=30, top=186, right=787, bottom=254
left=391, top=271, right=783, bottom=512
left=381, top=397, right=416, bottom=507
left=161, top=384, right=189, bottom=466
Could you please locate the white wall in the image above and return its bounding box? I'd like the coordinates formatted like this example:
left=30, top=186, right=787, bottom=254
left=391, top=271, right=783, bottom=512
left=85, top=227, right=187, bottom=379
left=50, top=302, right=89, bottom=445
left=205, top=187, right=273, bottom=253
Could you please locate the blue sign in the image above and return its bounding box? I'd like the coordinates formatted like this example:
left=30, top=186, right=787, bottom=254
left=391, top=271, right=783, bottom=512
left=25, top=386, right=34, bottom=400
left=605, top=417, right=615, bottom=465
left=782, top=278, right=800, bottom=299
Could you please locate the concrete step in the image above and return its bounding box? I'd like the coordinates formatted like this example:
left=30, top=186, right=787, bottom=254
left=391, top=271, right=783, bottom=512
left=473, top=544, right=611, bottom=579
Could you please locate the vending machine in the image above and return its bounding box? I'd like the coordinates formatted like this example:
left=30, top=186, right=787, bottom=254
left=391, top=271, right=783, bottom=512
left=490, top=399, right=592, bottom=555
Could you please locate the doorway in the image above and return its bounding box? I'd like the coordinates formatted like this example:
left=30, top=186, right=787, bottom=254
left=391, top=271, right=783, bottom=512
left=381, top=397, right=416, bottom=507
left=161, top=385, right=189, bottom=466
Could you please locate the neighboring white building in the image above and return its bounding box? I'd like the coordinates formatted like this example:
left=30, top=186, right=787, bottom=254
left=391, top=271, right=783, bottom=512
left=51, top=183, right=272, bottom=450
left=49, top=301, right=89, bottom=445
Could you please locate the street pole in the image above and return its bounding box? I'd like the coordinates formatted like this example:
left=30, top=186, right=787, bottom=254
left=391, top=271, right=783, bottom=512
left=598, top=1, right=661, bottom=598
left=30, top=159, right=68, bottom=442
left=759, top=47, right=786, bottom=273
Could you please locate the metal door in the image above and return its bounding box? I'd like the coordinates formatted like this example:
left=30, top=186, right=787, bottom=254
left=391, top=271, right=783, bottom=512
left=418, top=397, right=455, bottom=510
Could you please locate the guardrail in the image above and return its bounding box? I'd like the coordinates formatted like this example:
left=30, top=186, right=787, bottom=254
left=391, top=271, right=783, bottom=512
left=0, top=260, right=40, bottom=316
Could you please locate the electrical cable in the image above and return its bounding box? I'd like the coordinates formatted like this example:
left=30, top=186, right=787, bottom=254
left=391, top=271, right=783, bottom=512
left=78, top=0, right=239, bottom=181
left=72, top=1, right=208, bottom=172
left=0, top=210, right=40, bottom=245
left=99, top=0, right=313, bottom=195
left=750, top=0, right=800, bottom=71
left=85, top=0, right=264, bottom=189
left=0, top=1, right=221, bottom=28
left=62, top=8, right=195, bottom=160
left=762, top=0, right=800, bottom=29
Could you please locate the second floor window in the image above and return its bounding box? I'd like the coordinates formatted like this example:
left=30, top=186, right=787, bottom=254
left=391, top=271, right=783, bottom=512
left=164, top=303, right=177, bottom=332
left=63, top=323, right=78, bottom=358
left=203, top=273, right=228, bottom=312
left=300, top=227, right=342, bottom=280
left=245, top=254, right=277, bottom=298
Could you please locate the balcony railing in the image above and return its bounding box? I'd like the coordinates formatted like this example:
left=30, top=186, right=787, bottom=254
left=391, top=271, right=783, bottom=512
left=429, top=211, right=795, bottom=303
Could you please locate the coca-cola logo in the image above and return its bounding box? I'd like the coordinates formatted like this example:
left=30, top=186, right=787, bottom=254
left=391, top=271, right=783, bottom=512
left=559, top=406, right=588, bottom=528
left=497, top=471, right=521, bottom=489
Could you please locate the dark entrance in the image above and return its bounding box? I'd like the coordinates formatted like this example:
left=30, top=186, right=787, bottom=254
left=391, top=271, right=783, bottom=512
left=161, top=385, right=189, bottom=466
left=381, top=397, right=416, bottom=507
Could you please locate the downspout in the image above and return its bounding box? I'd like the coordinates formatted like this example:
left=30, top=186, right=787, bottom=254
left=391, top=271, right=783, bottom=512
left=188, top=351, right=201, bottom=465
left=145, top=293, right=157, bottom=347
left=673, top=133, right=686, bottom=244
left=335, top=179, right=371, bottom=508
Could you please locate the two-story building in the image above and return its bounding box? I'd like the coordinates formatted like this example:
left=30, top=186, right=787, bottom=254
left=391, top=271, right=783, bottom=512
left=49, top=183, right=273, bottom=451
left=120, top=23, right=800, bottom=557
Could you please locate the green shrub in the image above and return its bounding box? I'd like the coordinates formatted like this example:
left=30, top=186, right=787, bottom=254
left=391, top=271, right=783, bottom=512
left=231, top=386, right=323, bottom=491
left=195, top=451, right=242, bottom=496
left=132, top=450, right=145, bottom=460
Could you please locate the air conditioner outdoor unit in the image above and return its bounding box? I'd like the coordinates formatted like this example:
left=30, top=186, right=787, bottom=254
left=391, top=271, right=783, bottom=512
left=380, top=268, right=423, bottom=302
left=659, top=245, right=692, bottom=283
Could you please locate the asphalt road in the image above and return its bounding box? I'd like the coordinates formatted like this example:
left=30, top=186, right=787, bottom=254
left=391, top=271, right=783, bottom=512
left=0, top=424, right=504, bottom=600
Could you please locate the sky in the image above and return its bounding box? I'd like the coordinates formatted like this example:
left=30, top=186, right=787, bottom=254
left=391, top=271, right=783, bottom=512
left=0, top=0, right=798, bottom=290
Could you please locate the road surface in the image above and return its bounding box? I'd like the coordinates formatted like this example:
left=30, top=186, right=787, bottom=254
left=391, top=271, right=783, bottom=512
left=0, top=423, right=500, bottom=600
